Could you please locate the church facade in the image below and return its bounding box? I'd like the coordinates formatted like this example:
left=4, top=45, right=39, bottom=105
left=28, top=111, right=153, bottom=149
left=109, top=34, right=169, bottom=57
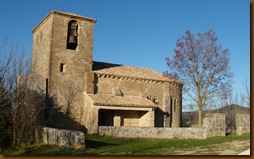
left=28, top=11, right=183, bottom=134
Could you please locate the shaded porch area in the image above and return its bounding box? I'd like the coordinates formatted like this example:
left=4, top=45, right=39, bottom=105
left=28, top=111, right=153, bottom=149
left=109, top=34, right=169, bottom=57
left=84, top=92, right=157, bottom=133
left=98, top=109, right=153, bottom=127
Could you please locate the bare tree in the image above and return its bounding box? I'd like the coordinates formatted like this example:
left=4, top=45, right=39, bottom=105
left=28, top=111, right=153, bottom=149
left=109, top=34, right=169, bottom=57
left=165, top=30, right=234, bottom=127
left=0, top=37, right=14, bottom=81
left=0, top=36, right=48, bottom=148
left=0, top=37, right=30, bottom=149
left=0, top=37, right=30, bottom=104
left=13, top=79, right=46, bottom=146
left=241, top=80, right=250, bottom=107
left=0, top=81, right=12, bottom=152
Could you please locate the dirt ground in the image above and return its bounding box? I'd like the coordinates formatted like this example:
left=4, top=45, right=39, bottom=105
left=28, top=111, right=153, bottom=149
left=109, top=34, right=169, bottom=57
left=173, top=139, right=250, bottom=155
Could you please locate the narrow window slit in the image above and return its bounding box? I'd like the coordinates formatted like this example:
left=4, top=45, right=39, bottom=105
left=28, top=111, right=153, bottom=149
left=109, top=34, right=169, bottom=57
left=60, top=63, right=66, bottom=73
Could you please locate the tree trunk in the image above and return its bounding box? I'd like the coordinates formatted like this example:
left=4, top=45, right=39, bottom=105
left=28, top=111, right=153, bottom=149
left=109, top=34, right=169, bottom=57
left=12, top=110, right=16, bottom=146
left=198, top=107, right=202, bottom=127
left=197, top=86, right=203, bottom=128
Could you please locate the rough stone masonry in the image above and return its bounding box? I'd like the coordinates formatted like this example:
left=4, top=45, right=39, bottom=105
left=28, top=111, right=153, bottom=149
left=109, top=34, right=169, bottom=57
left=236, top=114, right=250, bottom=135
left=36, top=127, right=85, bottom=148
left=20, top=10, right=184, bottom=134
left=99, top=113, right=226, bottom=139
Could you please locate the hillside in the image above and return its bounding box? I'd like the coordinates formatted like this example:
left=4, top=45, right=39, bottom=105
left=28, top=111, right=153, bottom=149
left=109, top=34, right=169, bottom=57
left=182, top=104, right=250, bottom=127
left=217, top=104, right=250, bottom=113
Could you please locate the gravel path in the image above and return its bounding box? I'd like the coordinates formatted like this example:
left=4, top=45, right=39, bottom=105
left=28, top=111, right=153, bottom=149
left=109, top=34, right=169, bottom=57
left=173, top=139, right=250, bottom=155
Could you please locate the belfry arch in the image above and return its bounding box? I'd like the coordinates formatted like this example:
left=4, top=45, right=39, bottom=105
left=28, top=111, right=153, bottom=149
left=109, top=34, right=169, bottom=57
left=67, top=20, right=78, bottom=50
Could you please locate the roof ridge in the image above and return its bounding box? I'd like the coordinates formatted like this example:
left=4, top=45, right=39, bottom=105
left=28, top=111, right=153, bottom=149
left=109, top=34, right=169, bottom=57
left=93, top=61, right=122, bottom=65
left=93, top=61, right=183, bottom=85
left=51, top=10, right=97, bottom=22
left=33, top=10, right=96, bottom=33
left=93, top=61, right=160, bottom=71
left=93, top=61, right=168, bottom=81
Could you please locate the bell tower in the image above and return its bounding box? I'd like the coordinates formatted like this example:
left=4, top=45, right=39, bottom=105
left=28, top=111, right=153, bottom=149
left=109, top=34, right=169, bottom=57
left=30, top=11, right=96, bottom=129
left=31, top=10, right=96, bottom=78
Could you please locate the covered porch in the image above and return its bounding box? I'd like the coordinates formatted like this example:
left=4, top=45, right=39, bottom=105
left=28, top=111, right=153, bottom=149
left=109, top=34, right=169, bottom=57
left=84, top=93, right=156, bottom=133
left=98, top=106, right=155, bottom=127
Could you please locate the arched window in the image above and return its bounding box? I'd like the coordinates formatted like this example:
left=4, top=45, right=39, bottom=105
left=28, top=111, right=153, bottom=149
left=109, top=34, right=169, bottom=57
left=67, top=20, right=78, bottom=50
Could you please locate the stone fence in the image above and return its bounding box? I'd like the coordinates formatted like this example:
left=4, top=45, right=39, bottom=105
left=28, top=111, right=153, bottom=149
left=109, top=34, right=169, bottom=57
left=236, top=114, right=250, bottom=135
left=203, top=113, right=226, bottom=137
left=99, top=113, right=226, bottom=139
left=99, top=126, right=207, bottom=139
left=36, top=127, right=85, bottom=148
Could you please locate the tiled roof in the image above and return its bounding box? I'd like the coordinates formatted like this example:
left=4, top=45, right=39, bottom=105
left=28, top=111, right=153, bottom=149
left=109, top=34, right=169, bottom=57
left=33, top=10, right=96, bottom=33
left=92, top=61, right=169, bottom=81
left=87, top=93, right=156, bottom=108
left=51, top=10, right=97, bottom=22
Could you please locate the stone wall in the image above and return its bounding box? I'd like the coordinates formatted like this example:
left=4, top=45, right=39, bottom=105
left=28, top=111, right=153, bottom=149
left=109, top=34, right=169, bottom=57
left=31, top=13, right=53, bottom=77
left=236, top=114, right=250, bottom=135
left=203, top=113, right=226, bottom=137
left=18, top=75, right=47, bottom=92
left=37, top=127, right=85, bottom=148
left=99, top=126, right=207, bottom=139
left=168, top=82, right=182, bottom=128
left=99, top=113, right=226, bottom=139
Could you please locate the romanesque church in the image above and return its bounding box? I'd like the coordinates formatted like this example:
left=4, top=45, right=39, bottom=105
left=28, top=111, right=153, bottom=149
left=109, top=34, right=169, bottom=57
left=24, top=11, right=183, bottom=134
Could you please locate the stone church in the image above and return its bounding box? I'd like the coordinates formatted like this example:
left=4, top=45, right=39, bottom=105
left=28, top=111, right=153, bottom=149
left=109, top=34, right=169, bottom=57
left=26, top=10, right=183, bottom=134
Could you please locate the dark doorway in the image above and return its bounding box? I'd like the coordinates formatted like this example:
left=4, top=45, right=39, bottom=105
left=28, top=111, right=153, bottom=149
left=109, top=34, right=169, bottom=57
left=98, top=109, right=114, bottom=126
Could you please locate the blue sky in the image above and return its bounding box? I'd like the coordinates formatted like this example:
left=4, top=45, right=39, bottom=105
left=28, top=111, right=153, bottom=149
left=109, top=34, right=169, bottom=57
left=0, top=0, right=250, bottom=106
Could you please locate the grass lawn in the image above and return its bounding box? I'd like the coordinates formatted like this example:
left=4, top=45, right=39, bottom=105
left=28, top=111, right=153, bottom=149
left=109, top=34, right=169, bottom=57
left=3, top=133, right=250, bottom=155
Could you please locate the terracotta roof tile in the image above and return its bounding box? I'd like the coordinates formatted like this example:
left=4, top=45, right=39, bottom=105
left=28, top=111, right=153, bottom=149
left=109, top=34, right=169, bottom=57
left=33, top=10, right=96, bottom=33
left=51, top=10, right=96, bottom=22
left=87, top=93, right=156, bottom=108
left=92, top=61, right=169, bottom=81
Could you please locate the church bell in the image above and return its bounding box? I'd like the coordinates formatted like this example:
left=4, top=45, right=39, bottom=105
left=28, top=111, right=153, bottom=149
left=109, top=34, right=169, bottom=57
left=68, top=35, right=76, bottom=44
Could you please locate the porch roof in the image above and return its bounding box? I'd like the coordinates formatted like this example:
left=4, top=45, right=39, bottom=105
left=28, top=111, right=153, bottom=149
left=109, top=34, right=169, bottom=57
left=87, top=93, right=156, bottom=108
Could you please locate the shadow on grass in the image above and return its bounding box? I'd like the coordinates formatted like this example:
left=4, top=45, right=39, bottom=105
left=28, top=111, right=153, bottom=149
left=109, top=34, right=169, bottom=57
left=21, top=145, right=81, bottom=155
left=85, top=139, right=118, bottom=148
left=23, top=145, right=48, bottom=155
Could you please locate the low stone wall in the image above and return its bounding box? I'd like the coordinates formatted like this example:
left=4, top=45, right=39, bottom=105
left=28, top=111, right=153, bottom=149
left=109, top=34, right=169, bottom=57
left=37, top=127, right=85, bottom=148
left=236, top=114, right=250, bottom=135
left=203, top=113, right=226, bottom=137
left=99, top=113, right=226, bottom=139
left=99, top=126, right=207, bottom=139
